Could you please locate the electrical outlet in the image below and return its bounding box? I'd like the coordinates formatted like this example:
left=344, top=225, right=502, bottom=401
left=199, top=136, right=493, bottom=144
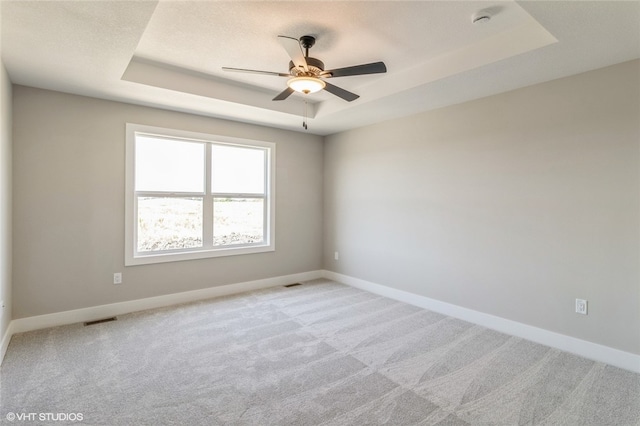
left=575, top=299, right=588, bottom=315
left=334, top=251, right=339, bottom=260
left=113, top=273, right=122, bottom=285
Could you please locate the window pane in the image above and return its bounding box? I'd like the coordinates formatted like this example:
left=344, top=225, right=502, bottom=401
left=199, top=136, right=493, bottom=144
left=137, top=197, right=203, bottom=252
left=136, top=135, right=204, bottom=192
left=211, top=145, right=265, bottom=194
left=213, top=198, right=264, bottom=246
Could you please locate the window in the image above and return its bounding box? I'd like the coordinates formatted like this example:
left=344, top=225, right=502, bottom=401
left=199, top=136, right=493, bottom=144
left=125, top=124, right=275, bottom=265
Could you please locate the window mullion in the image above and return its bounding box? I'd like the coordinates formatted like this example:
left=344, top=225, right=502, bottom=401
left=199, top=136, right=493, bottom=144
left=203, top=143, right=213, bottom=248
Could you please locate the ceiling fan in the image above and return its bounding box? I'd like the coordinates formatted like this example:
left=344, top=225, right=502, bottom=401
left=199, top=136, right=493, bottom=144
left=222, top=35, right=387, bottom=102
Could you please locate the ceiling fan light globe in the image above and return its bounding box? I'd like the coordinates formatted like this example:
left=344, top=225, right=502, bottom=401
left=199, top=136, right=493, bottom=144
left=287, top=76, right=325, bottom=94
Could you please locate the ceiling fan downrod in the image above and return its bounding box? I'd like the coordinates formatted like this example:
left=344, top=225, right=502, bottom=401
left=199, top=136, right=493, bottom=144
left=299, top=35, right=316, bottom=58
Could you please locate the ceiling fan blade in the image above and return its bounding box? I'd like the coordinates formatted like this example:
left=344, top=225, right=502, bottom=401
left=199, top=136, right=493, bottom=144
left=277, top=35, right=308, bottom=72
left=321, top=61, right=387, bottom=78
left=222, top=67, right=290, bottom=77
left=273, top=87, right=295, bottom=101
left=323, top=81, right=359, bottom=102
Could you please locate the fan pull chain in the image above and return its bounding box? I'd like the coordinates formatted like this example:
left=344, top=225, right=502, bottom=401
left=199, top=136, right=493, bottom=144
left=303, top=100, right=308, bottom=130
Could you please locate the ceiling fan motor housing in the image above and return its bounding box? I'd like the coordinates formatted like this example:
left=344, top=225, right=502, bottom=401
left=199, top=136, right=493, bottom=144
left=289, top=57, right=325, bottom=77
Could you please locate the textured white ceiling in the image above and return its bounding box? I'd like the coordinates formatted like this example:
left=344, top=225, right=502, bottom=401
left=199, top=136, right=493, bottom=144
left=2, top=1, right=639, bottom=135
left=134, top=1, right=531, bottom=91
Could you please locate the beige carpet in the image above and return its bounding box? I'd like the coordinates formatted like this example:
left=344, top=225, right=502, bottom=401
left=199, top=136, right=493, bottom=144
left=2, top=279, right=639, bottom=425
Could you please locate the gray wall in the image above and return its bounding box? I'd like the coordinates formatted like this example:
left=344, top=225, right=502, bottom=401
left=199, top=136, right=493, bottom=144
left=10, top=60, right=640, bottom=357
left=0, top=62, right=12, bottom=339
left=323, top=60, right=640, bottom=355
left=12, top=86, right=324, bottom=318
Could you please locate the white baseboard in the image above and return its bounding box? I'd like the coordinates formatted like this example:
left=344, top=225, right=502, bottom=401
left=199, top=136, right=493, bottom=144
left=5, top=269, right=638, bottom=374
left=3, top=270, right=323, bottom=360
left=1, top=320, right=14, bottom=365
left=323, top=270, right=640, bottom=374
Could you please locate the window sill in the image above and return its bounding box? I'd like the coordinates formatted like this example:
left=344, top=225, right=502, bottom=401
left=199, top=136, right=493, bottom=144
left=125, top=244, right=275, bottom=266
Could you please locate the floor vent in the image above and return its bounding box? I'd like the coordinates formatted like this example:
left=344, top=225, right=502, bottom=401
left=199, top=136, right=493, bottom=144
left=84, top=317, right=117, bottom=326
left=284, top=283, right=302, bottom=288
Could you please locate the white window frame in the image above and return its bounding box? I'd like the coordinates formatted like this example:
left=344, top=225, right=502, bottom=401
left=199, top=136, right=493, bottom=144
left=125, top=123, right=275, bottom=266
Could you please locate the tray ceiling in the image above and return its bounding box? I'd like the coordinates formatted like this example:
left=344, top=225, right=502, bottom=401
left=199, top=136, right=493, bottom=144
left=2, top=1, right=639, bottom=135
